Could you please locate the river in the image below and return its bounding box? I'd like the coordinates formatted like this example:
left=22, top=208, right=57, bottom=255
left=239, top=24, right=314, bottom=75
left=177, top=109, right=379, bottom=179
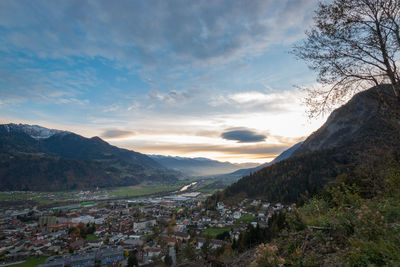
left=179, top=182, right=197, bottom=192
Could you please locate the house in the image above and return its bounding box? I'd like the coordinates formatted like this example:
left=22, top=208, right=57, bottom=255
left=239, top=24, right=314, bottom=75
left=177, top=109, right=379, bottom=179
left=40, top=247, right=124, bottom=267
left=230, top=228, right=240, bottom=241
left=69, top=253, right=96, bottom=267
left=144, top=247, right=161, bottom=258
left=210, top=239, right=225, bottom=249
left=94, top=217, right=106, bottom=225
left=98, top=247, right=124, bottom=265
left=258, top=213, right=266, bottom=221
left=69, top=240, right=84, bottom=250
left=86, top=239, right=102, bottom=248
left=157, top=216, right=171, bottom=224
left=233, top=211, right=241, bottom=220
left=174, top=232, right=190, bottom=242
left=202, top=217, right=211, bottom=223
left=71, top=215, right=95, bottom=224
left=262, top=203, right=271, bottom=209
left=38, top=216, right=57, bottom=228
left=174, top=223, right=186, bottom=232
left=122, top=239, right=143, bottom=247
left=273, top=203, right=284, bottom=211
left=258, top=221, right=268, bottom=229
left=161, top=236, right=176, bottom=247
left=133, top=219, right=156, bottom=231
left=196, top=237, right=206, bottom=249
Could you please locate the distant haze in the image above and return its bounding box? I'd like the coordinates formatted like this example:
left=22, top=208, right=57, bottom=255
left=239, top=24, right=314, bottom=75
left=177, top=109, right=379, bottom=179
left=149, top=155, right=259, bottom=176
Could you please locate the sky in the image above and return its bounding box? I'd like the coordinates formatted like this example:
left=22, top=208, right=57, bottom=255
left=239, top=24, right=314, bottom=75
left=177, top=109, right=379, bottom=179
left=0, top=0, right=328, bottom=163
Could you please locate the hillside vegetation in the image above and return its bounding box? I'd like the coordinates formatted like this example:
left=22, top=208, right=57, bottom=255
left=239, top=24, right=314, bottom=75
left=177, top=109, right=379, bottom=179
left=251, top=153, right=400, bottom=266
left=202, top=86, right=400, bottom=265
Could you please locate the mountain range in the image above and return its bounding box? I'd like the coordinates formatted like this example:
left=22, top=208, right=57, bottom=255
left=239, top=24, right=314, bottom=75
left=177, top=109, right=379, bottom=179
left=219, top=85, right=400, bottom=203
left=214, top=141, right=303, bottom=181
left=2, top=85, right=397, bottom=196
left=0, top=124, right=177, bottom=191
left=148, top=155, right=258, bottom=177
left=0, top=124, right=261, bottom=191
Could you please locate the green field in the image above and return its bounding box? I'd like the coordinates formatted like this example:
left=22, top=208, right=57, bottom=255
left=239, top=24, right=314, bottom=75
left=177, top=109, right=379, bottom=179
left=12, top=256, right=48, bottom=267
left=0, top=191, right=78, bottom=204
left=85, top=234, right=100, bottom=240
left=197, top=188, right=219, bottom=194
left=0, top=192, right=55, bottom=205
left=236, top=214, right=256, bottom=223
left=202, top=227, right=231, bottom=238
left=33, top=197, right=55, bottom=204
left=109, top=185, right=180, bottom=197
left=0, top=184, right=181, bottom=206
left=0, top=193, right=34, bottom=201
left=173, top=206, right=186, bottom=211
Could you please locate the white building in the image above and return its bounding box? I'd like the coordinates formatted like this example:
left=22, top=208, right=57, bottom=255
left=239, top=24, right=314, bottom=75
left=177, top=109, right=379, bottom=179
left=72, top=215, right=95, bottom=224
left=233, top=211, right=241, bottom=220
left=133, top=219, right=156, bottom=231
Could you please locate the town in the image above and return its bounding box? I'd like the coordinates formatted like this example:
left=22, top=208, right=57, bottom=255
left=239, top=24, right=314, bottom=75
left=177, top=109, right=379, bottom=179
left=0, top=189, right=286, bottom=266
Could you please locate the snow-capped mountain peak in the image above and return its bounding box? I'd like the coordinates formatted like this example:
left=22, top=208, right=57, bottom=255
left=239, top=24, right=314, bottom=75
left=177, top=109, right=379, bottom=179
left=3, top=123, right=66, bottom=139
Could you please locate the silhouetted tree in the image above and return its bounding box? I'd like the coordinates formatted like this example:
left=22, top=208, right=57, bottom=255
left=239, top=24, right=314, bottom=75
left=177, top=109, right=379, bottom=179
left=294, top=0, right=400, bottom=117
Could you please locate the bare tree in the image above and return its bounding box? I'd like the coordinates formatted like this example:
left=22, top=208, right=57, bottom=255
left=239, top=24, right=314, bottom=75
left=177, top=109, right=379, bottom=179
left=293, top=0, right=400, bottom=117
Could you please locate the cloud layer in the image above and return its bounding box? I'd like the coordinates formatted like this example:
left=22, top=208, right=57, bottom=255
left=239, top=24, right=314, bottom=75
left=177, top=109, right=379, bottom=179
left=221, top=128, right=267, bottom=143
left=0, top=0, right=316, bottom=66
left=101, top=129, right=135, bottom=139
left=0, top=0, right=325, bottom=163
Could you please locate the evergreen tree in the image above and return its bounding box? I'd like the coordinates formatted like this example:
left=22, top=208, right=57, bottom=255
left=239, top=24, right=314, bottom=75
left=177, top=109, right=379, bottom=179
left=201, top=237, right=211, bottom=260
left=127, top=252, right=138, bottom=267
left=164, top=253, right=172, bottom=266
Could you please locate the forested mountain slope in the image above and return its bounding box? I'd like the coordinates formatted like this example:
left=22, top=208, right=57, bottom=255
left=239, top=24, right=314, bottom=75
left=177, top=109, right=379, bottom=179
left=0, top=124, right=177, bottom=191
left=220, top=86, right=400, bottom=203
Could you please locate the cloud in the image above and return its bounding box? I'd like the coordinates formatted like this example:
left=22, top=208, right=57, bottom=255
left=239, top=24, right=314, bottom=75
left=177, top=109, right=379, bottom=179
left=0, top=67, right=96, bottom=105
left=101, top=129, right=135, bottom=139
left=230, top=91, right=273, bottom=104
left=0, top=0, right=317, bottom=119
left=125, top=142, right=286, bottom=156
left=221, top=128, right=266, bottom=143
left=127, top=101, right=141, bottom=111
left=229, top=90, right=304, bottom=107
left=0, top=0, right=316, bottom=67
left=149, top=90, right=196, bottom=105
left=207, top=89, right=307, bottom=115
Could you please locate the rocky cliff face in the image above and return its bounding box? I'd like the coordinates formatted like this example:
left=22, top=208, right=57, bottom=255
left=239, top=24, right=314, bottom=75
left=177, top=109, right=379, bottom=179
left=295, top=85, right=396, bottom=155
